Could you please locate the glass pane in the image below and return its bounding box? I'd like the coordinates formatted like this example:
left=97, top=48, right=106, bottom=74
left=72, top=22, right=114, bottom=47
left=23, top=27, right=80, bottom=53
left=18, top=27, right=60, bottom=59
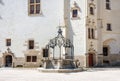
left=27, top=56, right=31, bottom=62
left=106, top=0, right=110, bottom=2
left=30, top=0, right=34, bottom=3
left=103, top=47, right=108, bottom=56
left=91, top=29, right=94, bottom=39
left=30, top=5, right=34, bottom=14
left=88, top=28, right=91, bottom=39
left=90, top=7, right=94, bottom=15
left=36, top=0, right=40, bottom=3
left=6, top=39, right=11, bottom=46
left=29, top=40, right=34, bottom=49
left=106, top=3, right=110, bottom=9
left=36, top=4, right=40, bottom=14
left=72, top=9, right=77, bottom=17
left=32, top=56, right=37, bottom=62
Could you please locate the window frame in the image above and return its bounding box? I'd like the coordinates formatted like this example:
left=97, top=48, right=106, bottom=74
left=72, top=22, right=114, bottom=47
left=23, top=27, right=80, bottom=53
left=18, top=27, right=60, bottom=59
left=106, top=0, right=111, bottom=10
left=28, top=0, right=41, bottom=16
left=32, top=56, right=37, bottom=62
left=103, top=47, right=109, bottom=56
left=71, top=7, right=80, bottom=19
left=26, top=56, right=37, bottom=62
left=106, top=23, right=112, bottom=31
left=28, top=40, right=34, bottom=49
left=90, top=7, right=94, bottom=15
left=72, top=9, right=78, bottom=18
left=6, top=39, right=11, bottom=46
left=88, top=28, right=95, bottom=39
left=26, top=56, right=31, bottom=62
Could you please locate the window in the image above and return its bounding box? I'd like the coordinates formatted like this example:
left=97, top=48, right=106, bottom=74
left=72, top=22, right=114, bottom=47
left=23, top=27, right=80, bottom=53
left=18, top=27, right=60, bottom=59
left=107, top=23, right=112, bottom=31
left=26, top=56, right=31, bottom=62
left=106, top=0, right=111, bottom=10
left=26, top=56, right=37, bottom=62
left=6, top=39, right=11, bottom=46
left=88, top=28, right=95, bottom=39
left=91, top=28, right=95, bottom=39
left=29, top=0, right=41, bottom=15
left=103, top=47, right=108, bottom=56
left=72, top=9, right=78, bottom=18
left=28, top=40, right=34, bottom=49
left=88, top=28, right=91, bottom=39
left=43, top=48, right=49, bottom=57
left=32, top=56, right=37, bottom=62
left=103, top=60, right=109, bottom=64
left=90, top=7, right=94, bottom=15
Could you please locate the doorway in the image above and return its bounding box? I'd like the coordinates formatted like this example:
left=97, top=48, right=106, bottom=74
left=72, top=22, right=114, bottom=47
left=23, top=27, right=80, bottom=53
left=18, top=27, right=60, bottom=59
left=5, top=55, right=12, bottom=67
left=88, top=53, right=94, bottom=67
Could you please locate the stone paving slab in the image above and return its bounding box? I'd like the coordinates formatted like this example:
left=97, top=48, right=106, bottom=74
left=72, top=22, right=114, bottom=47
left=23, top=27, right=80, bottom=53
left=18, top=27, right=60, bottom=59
left=0, top=68, right=120, bottom=81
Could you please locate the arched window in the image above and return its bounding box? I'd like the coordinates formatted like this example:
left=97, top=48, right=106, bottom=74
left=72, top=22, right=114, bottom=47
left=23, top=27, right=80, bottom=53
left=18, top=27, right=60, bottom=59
left=90, top=7, right=94, bottom=15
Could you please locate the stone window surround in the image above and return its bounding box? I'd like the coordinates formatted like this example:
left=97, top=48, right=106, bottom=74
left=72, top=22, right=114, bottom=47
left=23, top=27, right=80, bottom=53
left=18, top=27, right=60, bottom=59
left=71, top=7, right=80, bottom=20
left=89, top=3, right=96, bottom=16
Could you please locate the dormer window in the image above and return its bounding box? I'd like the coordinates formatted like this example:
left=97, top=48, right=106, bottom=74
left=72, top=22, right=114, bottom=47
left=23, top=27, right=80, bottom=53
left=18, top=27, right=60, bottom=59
left=71, top=1, right=80, bottom=19
left=72, top=9, right=78, bottom=18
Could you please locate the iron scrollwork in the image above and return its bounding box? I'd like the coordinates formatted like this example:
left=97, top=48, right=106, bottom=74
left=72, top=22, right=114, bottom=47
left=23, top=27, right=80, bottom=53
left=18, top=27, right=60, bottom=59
left=46, top=27, right=74, bottom=60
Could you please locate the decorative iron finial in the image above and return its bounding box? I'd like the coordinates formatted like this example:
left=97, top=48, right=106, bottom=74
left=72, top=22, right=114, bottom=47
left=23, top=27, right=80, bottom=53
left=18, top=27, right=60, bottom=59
left=58, top=26, right=62, bottom=35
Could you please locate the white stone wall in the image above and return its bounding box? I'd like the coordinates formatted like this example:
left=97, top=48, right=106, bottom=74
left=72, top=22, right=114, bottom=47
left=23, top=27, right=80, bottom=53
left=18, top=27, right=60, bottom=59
left=68, top=0, right=87, bottom=56
left=0, top=0, right=64, bottom=57
left=101, top=0, right=120, bottom=54
left=0, top=57, right=2, bottom=67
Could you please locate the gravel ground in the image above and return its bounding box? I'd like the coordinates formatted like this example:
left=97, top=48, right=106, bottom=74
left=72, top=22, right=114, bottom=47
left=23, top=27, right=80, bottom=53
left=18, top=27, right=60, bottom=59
left=0, top=68, right=120, bottom=81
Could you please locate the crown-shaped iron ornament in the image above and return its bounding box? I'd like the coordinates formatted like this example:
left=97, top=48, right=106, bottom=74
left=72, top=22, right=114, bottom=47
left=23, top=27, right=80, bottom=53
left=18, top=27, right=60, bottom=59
left=48, top=26, right=73, bottom=48
left=58, top=27, right=62, bottom=35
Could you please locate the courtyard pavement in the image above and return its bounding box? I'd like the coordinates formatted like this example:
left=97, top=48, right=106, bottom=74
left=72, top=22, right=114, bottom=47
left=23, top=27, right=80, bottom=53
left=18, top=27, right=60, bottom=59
left=0, top=68, right=120, bottom=81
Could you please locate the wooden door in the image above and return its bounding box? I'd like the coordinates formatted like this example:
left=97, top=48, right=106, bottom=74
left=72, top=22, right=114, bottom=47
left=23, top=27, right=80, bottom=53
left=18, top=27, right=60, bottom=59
left=89, top=54, right=93, bottom=67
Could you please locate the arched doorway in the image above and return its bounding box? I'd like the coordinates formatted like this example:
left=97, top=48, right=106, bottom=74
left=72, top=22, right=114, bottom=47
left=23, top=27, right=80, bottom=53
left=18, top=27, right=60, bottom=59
left=88, top=53, right=94, bottom=67
left=5, top=55, right=12, bottom=67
